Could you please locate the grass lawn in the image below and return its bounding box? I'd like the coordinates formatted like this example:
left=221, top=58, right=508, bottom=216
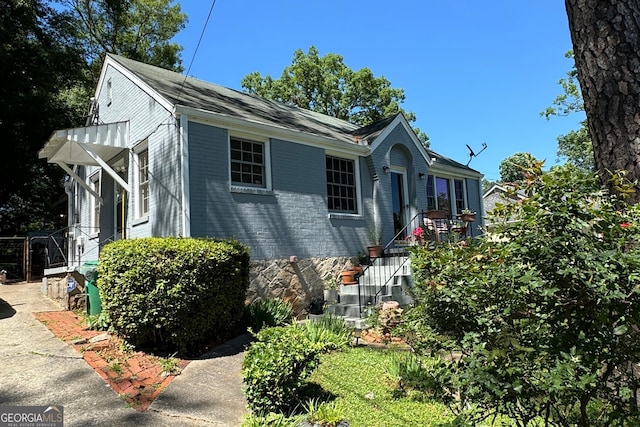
left=307, top=346, right=453, bottom=427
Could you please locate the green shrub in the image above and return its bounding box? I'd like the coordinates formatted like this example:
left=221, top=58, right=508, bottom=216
left=246, top=298, right=294, bottom=332
left=97, top=237, right=249, bottom=354
left=243, top=326, right=321, bottom=416
left=409, top=164, right=640, bottom=426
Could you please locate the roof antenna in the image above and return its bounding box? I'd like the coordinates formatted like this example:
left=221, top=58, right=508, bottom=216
left=466, top=142, right=487, bottom=166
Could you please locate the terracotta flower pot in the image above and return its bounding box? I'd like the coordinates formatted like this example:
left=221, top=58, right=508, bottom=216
left=461, top=213, right=476, bottom=222
left=340, top=270, right=357, bottom=285
left=367, top=245, right=383, bottom=258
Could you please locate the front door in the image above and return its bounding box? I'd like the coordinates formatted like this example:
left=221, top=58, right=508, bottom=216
left=391, top=169, right=409, bottom=238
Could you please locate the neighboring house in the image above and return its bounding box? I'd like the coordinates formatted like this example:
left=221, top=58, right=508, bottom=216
left=39, top=54, right=484, bottom=311
left=482, top=184, right=526, bottom=230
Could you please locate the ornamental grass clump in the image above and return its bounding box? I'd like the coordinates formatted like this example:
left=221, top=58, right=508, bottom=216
left=300, top=315, right=352, bottom=351
left=408, top=163, right=640, bottom=426
left=246, top=298, right=294, bottom=332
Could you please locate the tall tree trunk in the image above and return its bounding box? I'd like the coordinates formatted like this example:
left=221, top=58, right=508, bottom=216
left=565, top=0, right=640, bottom=203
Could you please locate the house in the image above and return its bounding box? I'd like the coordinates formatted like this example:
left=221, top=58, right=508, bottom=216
left=482, top=183, right=526, bottom=230
left=39, top=54, right=484, bottom=313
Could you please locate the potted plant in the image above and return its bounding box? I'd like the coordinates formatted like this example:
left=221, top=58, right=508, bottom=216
left=460, top=209, right=477, bottom=222
left=358, top=252, right=371, bottom=266
left=323, top=277, right=340, bottom=303
left=339, top=270, right=357, bottom=285
left=366, top=225, right=383, bottom=258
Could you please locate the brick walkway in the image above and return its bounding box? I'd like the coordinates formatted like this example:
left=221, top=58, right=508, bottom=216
left=34, top=311, right=189, bottom=411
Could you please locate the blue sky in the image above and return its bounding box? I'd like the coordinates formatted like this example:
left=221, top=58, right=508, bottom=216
left=173, top=0, right=585, bottom=182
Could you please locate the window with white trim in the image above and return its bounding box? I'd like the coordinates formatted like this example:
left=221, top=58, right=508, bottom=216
left=138, top=149, right=149, bottom=217
left=326, top=155, right=357, bottom=214
left=230, top=137, right=265, bottom=187
left=426, top=175, right=466, bottom=215
left=90, top=173, right=100, bottom=233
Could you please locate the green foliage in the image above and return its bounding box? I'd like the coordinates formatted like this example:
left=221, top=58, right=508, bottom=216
left=309, top=348, right=453, bottom=426
left=241, top=412, right=301, bottom=427
left=541, top=51, right=584, bottom=119
left=299, top=316, right=352, bottom=352
left=498, top=152, right=539, bottom=183
left=387, top=352, right=448, bottom=398
left=241, top=46, right=428, bottom=145
left=409, top=164, right=640, bottom=426
left=60, top=0, right=186, bottom=78
left=482, top=178, right=497, bottom=194
left=541, top=50, right=594, bottom=173
left=324, top=277, right=340, bottom=291
left=159, top=356, right=180, bottom=375
left=97, top=237, right=249, bottom=354
left=243, top=326, right=322, bottom=416
left=556, top=119, right=594, bottom=172
left=303, top=398, right=347, bottom=426
left=0, top=0, right=86, bottom=234
left=85, top=312, right=110, bottom=331
left=246, top=298, right=294, bottom=332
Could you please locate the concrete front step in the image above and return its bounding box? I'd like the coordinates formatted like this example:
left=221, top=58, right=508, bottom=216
left=328, top=254, right=413, bottom=320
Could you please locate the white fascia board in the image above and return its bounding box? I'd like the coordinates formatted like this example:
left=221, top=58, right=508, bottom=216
left=368, top=114, right=433, bottom=166
left=175, top=105, right=370, bottom=158
left=430, top=162, right=484, bottom=180
left=96, top=55, right=175, bottom=117
left=483, top=184, right=526, bottom=199
left=484, top=184, right=506, bottom=197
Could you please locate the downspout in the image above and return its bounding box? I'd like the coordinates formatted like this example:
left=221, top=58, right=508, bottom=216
left=373, top=179, right=380, bottom=238
left=121, top=189, right=126, bottom=239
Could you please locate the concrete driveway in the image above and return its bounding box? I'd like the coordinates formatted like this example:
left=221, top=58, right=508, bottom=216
left=0, top=282, right=248, bottom=426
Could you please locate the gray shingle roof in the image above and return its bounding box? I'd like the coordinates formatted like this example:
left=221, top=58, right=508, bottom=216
left=108, top=54, right=360, bottom=144
left=108, top=54, right=481, bottom=175
left=427, top=149, right=479, bottom=172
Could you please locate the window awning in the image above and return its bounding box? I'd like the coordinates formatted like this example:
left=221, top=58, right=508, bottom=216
left=39, top=122, right=131, bottom=194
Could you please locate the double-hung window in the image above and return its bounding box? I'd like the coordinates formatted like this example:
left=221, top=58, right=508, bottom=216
left=138, top=149, right=149, bottom=217
left=230, top=137, right=265, bottom=187
left=326, top=155, right=357, bottom=214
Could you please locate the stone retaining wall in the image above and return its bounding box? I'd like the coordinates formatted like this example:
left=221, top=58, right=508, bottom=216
left=43, top=271, right=86, bottom=311
left=43, top=256, right=357, bottom=317
left=247, top=256, right=356, bottom=317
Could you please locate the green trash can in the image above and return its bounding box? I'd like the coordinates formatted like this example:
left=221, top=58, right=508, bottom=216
left=79, top=261, right=101, bottom=315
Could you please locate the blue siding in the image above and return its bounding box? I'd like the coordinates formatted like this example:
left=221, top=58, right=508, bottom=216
left=465, top=177, right=483, bottom=236
left=188, top=122, right=369, bottom=259
left=93, top=64, right=182, bottom=240
left=370, top=122, right=429, bottom=243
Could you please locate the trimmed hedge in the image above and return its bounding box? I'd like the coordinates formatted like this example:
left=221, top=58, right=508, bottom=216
left=97, top=237, right=249, bottom=354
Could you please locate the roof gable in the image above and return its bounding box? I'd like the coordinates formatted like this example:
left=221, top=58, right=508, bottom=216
left=483, top=184, right=526, bottom=199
